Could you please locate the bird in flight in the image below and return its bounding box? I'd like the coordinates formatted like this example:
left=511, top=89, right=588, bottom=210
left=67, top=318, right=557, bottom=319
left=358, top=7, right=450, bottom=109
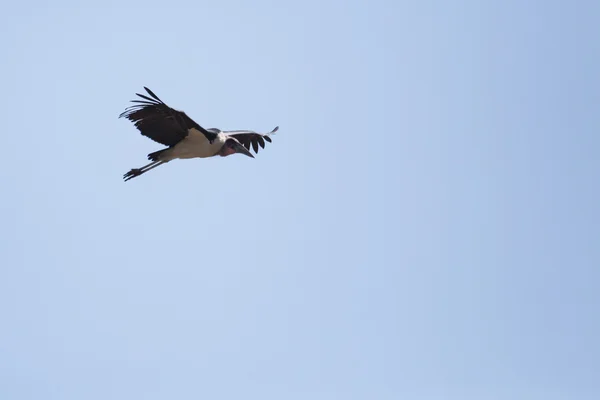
left=119, top=87, right=279, bottom=182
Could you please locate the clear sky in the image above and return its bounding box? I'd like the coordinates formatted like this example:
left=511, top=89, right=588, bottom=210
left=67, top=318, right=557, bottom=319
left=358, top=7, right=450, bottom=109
left=1, top=1, right=598, bottom=399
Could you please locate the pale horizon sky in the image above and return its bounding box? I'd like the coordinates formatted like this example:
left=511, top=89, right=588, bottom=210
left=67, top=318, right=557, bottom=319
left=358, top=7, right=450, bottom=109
left=1, top=1, right=599, bottom=399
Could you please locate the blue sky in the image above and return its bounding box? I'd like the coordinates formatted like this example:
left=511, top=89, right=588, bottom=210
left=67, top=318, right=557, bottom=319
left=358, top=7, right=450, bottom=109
left=1, top=0, right=598, bottom=399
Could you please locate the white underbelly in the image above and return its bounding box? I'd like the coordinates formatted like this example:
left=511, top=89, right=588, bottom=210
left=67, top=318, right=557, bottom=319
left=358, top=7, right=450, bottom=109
left=166, top=129, right=225, bottom=160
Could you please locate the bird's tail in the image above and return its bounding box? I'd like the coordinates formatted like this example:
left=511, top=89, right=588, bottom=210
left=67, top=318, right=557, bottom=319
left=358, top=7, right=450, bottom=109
left=147, top=148, right=168, bottom=161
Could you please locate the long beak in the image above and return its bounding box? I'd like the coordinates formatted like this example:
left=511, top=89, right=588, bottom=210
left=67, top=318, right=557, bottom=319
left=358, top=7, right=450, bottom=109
left=233, top=142, right=255, bottom=158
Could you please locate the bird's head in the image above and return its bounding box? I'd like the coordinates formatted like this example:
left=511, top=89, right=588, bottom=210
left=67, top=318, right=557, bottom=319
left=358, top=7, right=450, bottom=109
left=219, top=138, right=255, bottom=158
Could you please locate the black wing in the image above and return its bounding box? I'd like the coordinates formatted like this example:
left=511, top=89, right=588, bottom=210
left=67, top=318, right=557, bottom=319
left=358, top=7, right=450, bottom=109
left=119, top=87, right=217, bottom=146
left=227, top=126, right=279, bottom=154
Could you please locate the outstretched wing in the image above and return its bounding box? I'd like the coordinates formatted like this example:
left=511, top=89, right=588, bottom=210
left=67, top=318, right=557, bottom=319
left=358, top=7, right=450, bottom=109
left=227, top=126, right=279, bottom=154
left=119, top=87, right=217, bottom=146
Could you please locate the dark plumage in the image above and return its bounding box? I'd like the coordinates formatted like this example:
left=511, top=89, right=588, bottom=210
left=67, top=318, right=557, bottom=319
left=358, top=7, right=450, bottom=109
left=120, top=87, right=279, bottom=182
left=119, top=86, right=217, bottom=146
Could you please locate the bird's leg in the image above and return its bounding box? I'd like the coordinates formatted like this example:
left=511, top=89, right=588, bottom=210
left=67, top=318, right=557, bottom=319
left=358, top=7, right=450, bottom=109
left=123, top=161, right=166, bottom=182
left=138, top=161, right=165, bottom=174
left=123, top=162, right=158, bottom=181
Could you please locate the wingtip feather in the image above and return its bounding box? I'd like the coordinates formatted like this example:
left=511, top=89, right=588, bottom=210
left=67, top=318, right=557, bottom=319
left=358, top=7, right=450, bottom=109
left=144, top=87, right=163, bottom=103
